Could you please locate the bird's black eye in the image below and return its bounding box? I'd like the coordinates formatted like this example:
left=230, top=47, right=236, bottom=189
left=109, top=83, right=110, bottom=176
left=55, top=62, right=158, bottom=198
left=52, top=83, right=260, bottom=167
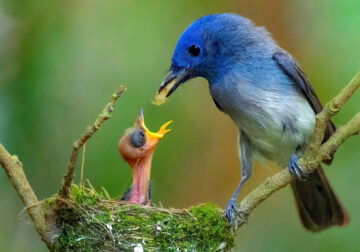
left=188, top=45, right=200, bottom=57
left=130, top=129, right=146, bottom=148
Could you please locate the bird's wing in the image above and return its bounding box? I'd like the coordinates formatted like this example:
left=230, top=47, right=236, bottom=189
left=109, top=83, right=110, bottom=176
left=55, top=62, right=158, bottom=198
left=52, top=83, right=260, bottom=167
left=272, top=49, right=336, bottom=158
left=273, top=49, right=324, bottom=113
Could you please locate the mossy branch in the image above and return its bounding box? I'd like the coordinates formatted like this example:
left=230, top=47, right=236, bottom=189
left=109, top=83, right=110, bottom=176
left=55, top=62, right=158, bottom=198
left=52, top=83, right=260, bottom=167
left=234, top=71, right=360, bottom=228
left=58, top=86, right=126, bottom=200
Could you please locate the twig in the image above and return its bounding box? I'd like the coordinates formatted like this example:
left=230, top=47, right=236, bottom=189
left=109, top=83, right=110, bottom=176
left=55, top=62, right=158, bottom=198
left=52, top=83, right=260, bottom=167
left=0, top=86, right=127, bottom=248
left=234, top=72, right=360, bottom=229
left=0, top=144, right=53, bottom=248
left=320, top=112, right=360, bottom=160
left=58, top=86, right=126, bottom=199
left=80, top=143, right=86, bottom=188
left=304, top=72, right=360, bottom=162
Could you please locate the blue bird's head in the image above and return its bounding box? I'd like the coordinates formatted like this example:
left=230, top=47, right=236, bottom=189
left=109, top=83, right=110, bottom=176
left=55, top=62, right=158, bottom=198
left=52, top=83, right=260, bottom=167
left=158, top=13, right=269, bottom=97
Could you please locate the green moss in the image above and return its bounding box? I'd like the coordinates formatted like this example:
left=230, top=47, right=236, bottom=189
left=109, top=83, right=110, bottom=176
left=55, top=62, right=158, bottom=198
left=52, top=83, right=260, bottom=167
left=53, top=184, right=235, bottom=251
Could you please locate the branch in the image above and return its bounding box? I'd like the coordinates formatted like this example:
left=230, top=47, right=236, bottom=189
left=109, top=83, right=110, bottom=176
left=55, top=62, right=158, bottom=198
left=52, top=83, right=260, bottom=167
left=304, top=71, right=360, bottom=160
left=0, top=86, right=127, bottom=248
left=320, top=112, right=359, bottom=159
left=234, top=71, right=360, bottom=229
left=58, top=86, right=126, bottom=199
left=0, top=144, right=53, bottom=247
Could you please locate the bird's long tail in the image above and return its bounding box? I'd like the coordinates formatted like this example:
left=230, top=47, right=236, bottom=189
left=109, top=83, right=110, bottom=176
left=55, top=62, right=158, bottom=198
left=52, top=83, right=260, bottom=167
left=291, top=166, right=349, bottom=232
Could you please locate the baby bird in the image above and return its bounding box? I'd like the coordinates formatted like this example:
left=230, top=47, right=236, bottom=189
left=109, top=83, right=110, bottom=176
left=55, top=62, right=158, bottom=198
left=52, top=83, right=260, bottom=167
left=119, top=109, right=172, bottom=206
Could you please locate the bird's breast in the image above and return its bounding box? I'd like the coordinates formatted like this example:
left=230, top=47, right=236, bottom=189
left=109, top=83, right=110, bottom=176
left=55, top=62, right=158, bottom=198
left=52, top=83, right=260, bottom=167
left=209, top=79, right=315, bottom=166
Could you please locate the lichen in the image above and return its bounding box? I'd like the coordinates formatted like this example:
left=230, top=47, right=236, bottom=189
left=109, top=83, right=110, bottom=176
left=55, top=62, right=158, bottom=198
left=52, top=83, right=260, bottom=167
left=52, top=184, right=235, bottom=251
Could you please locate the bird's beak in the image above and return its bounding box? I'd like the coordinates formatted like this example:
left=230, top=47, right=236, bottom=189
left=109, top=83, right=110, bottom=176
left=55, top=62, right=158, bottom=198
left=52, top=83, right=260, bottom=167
left=136, top=109, right=172, bottom=140
left=153, top=68, right=192, bottom=105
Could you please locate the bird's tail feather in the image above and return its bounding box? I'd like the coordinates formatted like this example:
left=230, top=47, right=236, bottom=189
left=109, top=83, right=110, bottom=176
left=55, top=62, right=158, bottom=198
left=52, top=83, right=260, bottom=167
left=291, top=166, right=349, bottom=232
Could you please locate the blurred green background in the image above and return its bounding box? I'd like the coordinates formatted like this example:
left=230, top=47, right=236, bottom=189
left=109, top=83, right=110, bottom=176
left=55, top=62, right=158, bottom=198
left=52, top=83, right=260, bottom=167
left=0, top=0, right=359, bottom=251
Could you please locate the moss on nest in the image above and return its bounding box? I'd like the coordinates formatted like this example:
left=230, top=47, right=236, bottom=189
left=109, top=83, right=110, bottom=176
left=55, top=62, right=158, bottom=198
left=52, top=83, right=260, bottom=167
left=52, top=184, right=235, bottom=251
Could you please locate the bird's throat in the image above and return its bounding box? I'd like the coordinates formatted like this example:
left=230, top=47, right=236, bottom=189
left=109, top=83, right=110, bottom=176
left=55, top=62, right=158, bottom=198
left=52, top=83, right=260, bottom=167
left=128, top=154, right=153, bottom=205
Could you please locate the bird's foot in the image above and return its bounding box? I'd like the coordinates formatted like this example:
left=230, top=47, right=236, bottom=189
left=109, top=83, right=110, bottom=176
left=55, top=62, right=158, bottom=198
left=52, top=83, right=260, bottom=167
left=289, top=154, right=310, bottom=181
left=225, top=199, right=240, bottom=223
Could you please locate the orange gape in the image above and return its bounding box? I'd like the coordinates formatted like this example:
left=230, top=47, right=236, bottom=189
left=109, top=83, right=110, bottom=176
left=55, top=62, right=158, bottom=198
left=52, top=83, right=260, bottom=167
left=119, top=109, right=171, bottom=206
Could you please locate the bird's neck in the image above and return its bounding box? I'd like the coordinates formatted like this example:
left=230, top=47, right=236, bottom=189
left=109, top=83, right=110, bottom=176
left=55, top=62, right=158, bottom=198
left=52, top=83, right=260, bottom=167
left=128, top=154, right=153, bottom=205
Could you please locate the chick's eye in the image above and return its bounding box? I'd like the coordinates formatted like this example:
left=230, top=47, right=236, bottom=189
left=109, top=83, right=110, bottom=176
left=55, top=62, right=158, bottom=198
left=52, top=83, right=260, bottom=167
left=188, top=45, right=200, bottom=57
left=130, top=129, right=146, bottom=148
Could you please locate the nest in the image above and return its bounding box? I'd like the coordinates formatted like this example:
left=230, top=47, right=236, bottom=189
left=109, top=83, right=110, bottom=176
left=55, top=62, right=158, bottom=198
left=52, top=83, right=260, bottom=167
left=48, top=184, right=235, bottom=251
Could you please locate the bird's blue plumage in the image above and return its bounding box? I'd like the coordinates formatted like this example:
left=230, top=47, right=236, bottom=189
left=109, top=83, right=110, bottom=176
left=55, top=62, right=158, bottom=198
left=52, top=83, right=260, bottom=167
left=161, top=13, right=348, bottom=227
left=171, top=14, right=315, bottom=167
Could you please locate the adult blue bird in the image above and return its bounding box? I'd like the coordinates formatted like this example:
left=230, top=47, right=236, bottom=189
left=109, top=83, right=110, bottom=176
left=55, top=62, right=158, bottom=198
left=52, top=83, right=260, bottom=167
left=157, top=13, right=349, bottom=232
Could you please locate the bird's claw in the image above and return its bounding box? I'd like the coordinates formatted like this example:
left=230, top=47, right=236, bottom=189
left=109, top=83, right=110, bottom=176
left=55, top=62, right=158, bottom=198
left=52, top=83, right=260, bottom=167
left=225, top=199, right=240, bottom=223
left=289, top=154, right=310, bottom=181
